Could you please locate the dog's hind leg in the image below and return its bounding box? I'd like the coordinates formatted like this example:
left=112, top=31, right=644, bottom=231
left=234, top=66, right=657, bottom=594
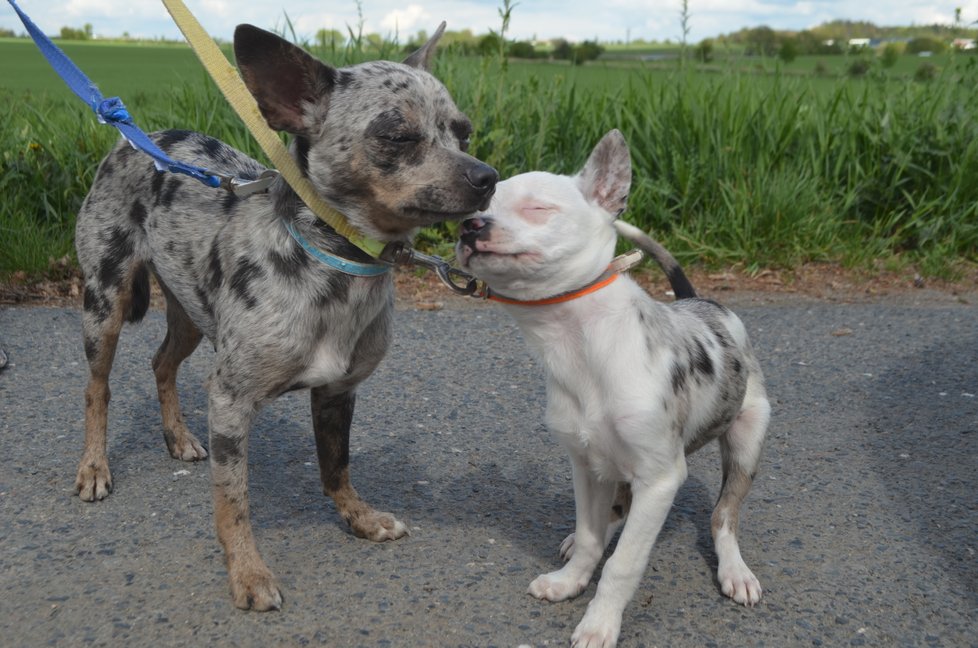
left=75, top=262, right=150, bottom=501
left=559, top=481, right=632, bottom=561
left=311, top=387, right=408, bottom=542
left=712, top=391, right=769, bottom=606
left=152, top=282, right=207, bottom=461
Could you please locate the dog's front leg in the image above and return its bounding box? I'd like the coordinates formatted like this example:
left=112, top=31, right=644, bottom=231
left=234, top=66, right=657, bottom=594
left=529, top=453, right=615, bottom=602
left=571, top=455, right=688, bottom=648
left=311, top=387, right=408, bottom=541
left=208, top=381, right=282, bottom=611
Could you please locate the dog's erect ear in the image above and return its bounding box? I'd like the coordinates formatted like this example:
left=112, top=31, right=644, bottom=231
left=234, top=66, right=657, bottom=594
left=576, top=129, right=632, bottom=217
left=234, top=24, right=336, bottom=135
left=402, top=21, right=446, bottom=70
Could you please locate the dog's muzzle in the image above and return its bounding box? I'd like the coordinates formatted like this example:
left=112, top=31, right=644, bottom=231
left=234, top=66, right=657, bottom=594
left=459, top=216, right=491, bottom=249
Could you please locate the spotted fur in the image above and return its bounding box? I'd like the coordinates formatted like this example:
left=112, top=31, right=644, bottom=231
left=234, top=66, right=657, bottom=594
left=73, top=22, right=497, bottom=612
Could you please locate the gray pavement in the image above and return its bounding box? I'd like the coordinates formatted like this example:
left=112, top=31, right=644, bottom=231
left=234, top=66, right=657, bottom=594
left=0, top=293, right=976, bottom=647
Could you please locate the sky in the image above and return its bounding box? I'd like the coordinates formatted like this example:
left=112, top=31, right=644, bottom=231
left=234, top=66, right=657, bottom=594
left=4, top=0, right=977, bottom=45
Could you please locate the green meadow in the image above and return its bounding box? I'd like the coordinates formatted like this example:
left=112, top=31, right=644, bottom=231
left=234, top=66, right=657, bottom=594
left=2, top=36, right=977, bottom=278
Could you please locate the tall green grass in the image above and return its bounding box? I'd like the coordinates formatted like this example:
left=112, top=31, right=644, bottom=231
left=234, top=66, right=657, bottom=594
left=2, top=37, right=977, bottom=278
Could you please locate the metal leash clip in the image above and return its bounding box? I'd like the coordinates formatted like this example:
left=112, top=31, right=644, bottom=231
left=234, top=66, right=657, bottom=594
left=217, top=169, right=280, bottom=197
left=380, top=243, right=483, bottom=296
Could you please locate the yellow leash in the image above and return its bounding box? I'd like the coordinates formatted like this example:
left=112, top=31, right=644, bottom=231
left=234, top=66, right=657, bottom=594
left=160, top=0, right=387, bottom=259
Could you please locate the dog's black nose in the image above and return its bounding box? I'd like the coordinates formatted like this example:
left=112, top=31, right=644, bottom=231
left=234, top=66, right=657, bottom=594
left=460, top=216, right=490, bottom=247
left=465, top=163, right=499, bottom=194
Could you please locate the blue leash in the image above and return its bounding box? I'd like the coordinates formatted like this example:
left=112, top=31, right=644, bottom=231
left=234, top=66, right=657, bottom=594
left=7, top=0, right=221, bottom=189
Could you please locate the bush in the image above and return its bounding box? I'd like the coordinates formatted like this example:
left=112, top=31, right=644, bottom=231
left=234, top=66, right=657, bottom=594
left=880, top=43, right=900, bottom=69
left=914, top=62, right=938, bottom=82
left=572, top=40, right=603, bottom=65
left=814, top=60, right=830, bottom=76
left=847, top=58, right=872, bottom=77
left=695, top=38, right=714, bottom=63
left=508, top=41, right=536, bottom=59
left=906, top=37, right=947, bottom=55
left=779, top=38, right=799, bottom=64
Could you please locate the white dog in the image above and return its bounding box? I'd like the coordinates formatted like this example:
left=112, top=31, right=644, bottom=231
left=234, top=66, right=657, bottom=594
left=455, top=130, right=770, bottom=647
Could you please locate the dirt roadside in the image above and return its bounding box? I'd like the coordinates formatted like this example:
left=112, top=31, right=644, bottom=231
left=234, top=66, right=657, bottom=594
left=2, top=259, right=976, bottom=311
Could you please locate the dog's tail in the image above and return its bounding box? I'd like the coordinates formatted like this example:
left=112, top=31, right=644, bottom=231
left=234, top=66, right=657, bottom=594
left=125, top=264, right=151, bottom=323
left=613, top=220, right=697, bottom=300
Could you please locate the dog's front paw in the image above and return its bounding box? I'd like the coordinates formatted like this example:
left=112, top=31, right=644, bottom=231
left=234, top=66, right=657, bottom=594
left=571, top=602, right=622, bottom=648
left=229, top=566, right=283, bottom=612
left=349, top=509, right=409, bottom=542
left=527, top=568, right=588, bottom=602
left=75, top=458, right=112, bottom=501
left=718, top=563, right=762, bottom=606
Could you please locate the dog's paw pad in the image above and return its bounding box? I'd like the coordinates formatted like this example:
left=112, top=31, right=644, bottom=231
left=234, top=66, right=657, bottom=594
left=719, top=566, right=762, bottom=606
left=230, top=571, right=283, bottom=612
left=571, top=604, right=622, bottom=648
left=75, top=462, right=112, bottom=501
left=352, top=511, right=409, bottom=542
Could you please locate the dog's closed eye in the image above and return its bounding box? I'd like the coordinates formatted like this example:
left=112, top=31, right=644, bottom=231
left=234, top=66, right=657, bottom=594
left=519, top=203, right=558, bottom=224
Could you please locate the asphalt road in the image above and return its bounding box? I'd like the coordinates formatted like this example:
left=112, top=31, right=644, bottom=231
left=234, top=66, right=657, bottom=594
left=1, top=291, right=976, bottom=647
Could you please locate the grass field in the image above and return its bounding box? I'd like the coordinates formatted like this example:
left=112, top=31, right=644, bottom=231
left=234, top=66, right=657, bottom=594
left=2, top=36, right=977, bottom=279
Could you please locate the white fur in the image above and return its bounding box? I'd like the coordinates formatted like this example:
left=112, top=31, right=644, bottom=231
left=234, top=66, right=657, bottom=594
left=457, top=130, right=769, bottom=647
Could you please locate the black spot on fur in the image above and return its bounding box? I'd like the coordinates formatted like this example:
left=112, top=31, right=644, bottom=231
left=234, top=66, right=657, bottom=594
left=732, top=358, right=743, bottom=374
left=83, top=334, right=99, bottom=362
left=98, top=227, right=135, bottom=288
left=210, top=433, right=242, bottom=465
left=295, top=136, right=311, bottom=176
left=207, top=241, right=223, bottom=290
left=691, top=338, right=714, bottom=378
left=269, top=237, right=309, bottom=277
left=230, top=258, right=265, bottom=309
left=194, top=285, right=214, bottom=318
left=83, top=285, right=111, bottom=324
left=129, top=200, right=147, bottom=227
left=336, top=70, right=354, bottom=88
left=160, top=177, right=182, bottom=208
left=314, top=273, right=351, bottom=308
left=99, top=159, right=114, bottom=178
left=126, top=264, right=150, bottom=323
left=202, top=136, right=223, bottom=157
left=222, top=191, right=240, bottom=213
left=155, top=129, right=193, bottom=151
left=671, top=362, right=688, bottom=395
left=150, top=172, right=166, bottom=201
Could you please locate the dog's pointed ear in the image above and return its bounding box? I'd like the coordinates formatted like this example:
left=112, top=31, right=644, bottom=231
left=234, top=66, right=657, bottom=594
left=234, top=24, right=336, bottom=135
left=402, top=21, right=446, bottom=70
left=576, top=129, right=632, bottom=217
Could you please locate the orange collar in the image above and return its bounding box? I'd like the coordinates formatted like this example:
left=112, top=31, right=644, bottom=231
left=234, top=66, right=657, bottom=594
left=480, top=249, right=645, bottom=306
left=484, top=271, right=621, bottom=306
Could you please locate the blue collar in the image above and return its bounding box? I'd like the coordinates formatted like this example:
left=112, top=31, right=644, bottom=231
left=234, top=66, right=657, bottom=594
left=284, top=220, right=391, bottom=277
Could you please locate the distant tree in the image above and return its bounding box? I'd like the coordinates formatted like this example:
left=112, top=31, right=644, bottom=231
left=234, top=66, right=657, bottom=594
left=478, top=32, right=503, bottom=56
left=880, top=43, right=901, bottom=68
left=316, top=28, right=345, bottom=51
left=0, top=27, right=16, bottom=38
left=59, top=24, right=92, bottom=40
left=906, top=36, right=947, bottom=55
left=508, top=40, right=536, bottom=58
left=779, top=38, right=800, bottom=63
left=744, top=26, right=778, bottom=56
left=551, top=38, right=573, bottom=61
left=695, top=38, right=714, bottom=63
left=573, top=40, right=604, bottom=65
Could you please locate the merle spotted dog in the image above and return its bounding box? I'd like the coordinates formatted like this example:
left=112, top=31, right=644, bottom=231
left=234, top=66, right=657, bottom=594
left=73, top=23, right=496, bottom=611
left=456, top=130, right=768, bottom=647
